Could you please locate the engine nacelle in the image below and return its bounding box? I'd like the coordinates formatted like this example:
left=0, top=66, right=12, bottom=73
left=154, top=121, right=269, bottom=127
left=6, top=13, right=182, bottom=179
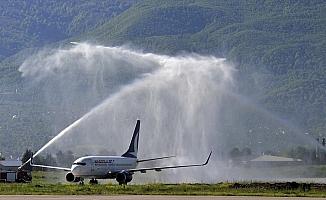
left=65, top=172, right=81, bottom=182
left=116, top=171, right=132, bottom=184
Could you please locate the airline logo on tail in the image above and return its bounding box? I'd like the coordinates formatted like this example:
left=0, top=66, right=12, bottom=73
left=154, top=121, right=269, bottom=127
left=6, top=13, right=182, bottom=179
left=122, top=119, right=140, bottom=158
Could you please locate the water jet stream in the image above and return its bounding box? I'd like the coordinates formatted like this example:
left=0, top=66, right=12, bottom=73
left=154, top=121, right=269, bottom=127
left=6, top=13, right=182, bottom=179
left=19, top=43, right=321, bottom=182
left=19, top=43, right=233, bottom=182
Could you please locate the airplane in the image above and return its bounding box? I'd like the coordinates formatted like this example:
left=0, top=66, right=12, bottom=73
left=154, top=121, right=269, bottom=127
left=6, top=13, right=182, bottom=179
left=28, top=120, right=212, bottom=185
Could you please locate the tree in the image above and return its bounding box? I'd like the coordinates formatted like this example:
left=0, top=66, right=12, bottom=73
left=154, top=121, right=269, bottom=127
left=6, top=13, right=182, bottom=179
left=64, top=150, right=75, bottom=166
left=55, top=150, right=64, bottom=166
left=229, top=147, right=241, bottom=160
left=242, top=147, right=252, bottom=156
left=21, top=149, right=33, bottom=170
left=56, top=150, right=75, bottom=167
left=0, top=153, right=5, bottom=161
left=44, top=153, right=57, bottom=166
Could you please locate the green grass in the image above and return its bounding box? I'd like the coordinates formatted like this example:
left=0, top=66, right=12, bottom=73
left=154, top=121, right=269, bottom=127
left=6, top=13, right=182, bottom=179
left=0, top=171, right=323, bottom=196
left=0, top=182, right=325, bottom=197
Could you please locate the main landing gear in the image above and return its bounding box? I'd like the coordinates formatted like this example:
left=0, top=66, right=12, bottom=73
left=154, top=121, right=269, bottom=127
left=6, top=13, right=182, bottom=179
left=79, top=178, right=85, bottom=185
left=118, top=181, right=128, bottom=185
left=89, top=178, right=98, bottom=184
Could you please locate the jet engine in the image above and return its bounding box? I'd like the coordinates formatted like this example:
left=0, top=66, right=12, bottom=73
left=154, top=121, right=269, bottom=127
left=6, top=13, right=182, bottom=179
left=116, top=171, right=132, bottom=184
left=65, top=172, right=81, bottom=182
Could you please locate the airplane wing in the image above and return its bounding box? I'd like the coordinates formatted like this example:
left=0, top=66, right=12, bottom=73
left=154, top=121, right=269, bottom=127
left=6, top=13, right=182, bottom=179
left=137, top=155, right=176, bottom=163
left=31, top=163, right=71, bottom=171
left=128, top=151, right=212, bottom=173
left=26, top=154, right=71, bottom=171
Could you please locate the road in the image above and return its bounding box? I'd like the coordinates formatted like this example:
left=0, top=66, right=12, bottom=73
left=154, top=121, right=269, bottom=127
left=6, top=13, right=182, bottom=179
left=0, top=196, right=323, bottom=200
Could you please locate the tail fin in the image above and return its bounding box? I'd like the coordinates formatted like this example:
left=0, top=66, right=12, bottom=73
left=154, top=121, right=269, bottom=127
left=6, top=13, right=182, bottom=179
left=122, top=120, right=140, bottom=158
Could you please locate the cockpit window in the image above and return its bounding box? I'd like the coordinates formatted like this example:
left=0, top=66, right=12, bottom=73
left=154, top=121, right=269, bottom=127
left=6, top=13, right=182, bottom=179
left=73, top=162, right=86, bottom=166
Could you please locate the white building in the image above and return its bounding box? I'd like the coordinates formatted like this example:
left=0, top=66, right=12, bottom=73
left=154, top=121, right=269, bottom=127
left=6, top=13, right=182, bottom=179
left=249, top=155, right=302, bottom=167
left=0, top=160, right=23, bottom=182
left=0, top=160, right=22, bottom=171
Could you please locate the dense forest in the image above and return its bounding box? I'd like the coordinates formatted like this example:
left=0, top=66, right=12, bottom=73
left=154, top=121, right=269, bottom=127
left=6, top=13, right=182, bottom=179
left=0, top=0, right=325, bottom=157
left=0, top=0, right=137, bottom=59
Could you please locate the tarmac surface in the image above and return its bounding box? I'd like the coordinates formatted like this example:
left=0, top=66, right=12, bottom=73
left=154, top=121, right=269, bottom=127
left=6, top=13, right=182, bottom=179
left=0, top=196, right=323, bottom=200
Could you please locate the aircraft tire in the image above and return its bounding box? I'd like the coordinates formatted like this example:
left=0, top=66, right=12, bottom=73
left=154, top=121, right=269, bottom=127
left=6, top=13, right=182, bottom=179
left=89, top=178, right=98, bottom=184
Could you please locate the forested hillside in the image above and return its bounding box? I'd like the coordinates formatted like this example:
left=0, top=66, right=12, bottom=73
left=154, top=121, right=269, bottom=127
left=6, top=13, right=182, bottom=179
left=0, top=0, right=325, bottom=156
left=0, top=0, right=137, bottom=59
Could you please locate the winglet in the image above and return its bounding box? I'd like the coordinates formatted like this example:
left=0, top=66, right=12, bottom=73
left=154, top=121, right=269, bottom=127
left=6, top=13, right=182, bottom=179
left=30, top=153, right=34, bottom=165
left=203, top=151, right=212, bottom=166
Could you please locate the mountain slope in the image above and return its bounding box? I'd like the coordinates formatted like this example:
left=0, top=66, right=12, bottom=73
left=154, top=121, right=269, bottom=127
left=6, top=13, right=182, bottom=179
left=0, top=0, right=138, bottom=59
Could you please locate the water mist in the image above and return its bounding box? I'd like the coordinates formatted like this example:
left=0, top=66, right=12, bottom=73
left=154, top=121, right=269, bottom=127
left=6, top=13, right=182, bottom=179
left=19, top=43, right=234, bottom=182
left=19, top=43, right=320, bottom=183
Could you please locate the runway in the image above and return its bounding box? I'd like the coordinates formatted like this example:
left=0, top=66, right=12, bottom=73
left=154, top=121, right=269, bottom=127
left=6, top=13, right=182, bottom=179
left=0, top=196, right=323, bottom=200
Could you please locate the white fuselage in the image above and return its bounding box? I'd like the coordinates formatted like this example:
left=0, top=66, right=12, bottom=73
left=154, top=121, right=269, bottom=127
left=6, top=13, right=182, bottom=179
left=71, top=156, right=137, bottom=179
